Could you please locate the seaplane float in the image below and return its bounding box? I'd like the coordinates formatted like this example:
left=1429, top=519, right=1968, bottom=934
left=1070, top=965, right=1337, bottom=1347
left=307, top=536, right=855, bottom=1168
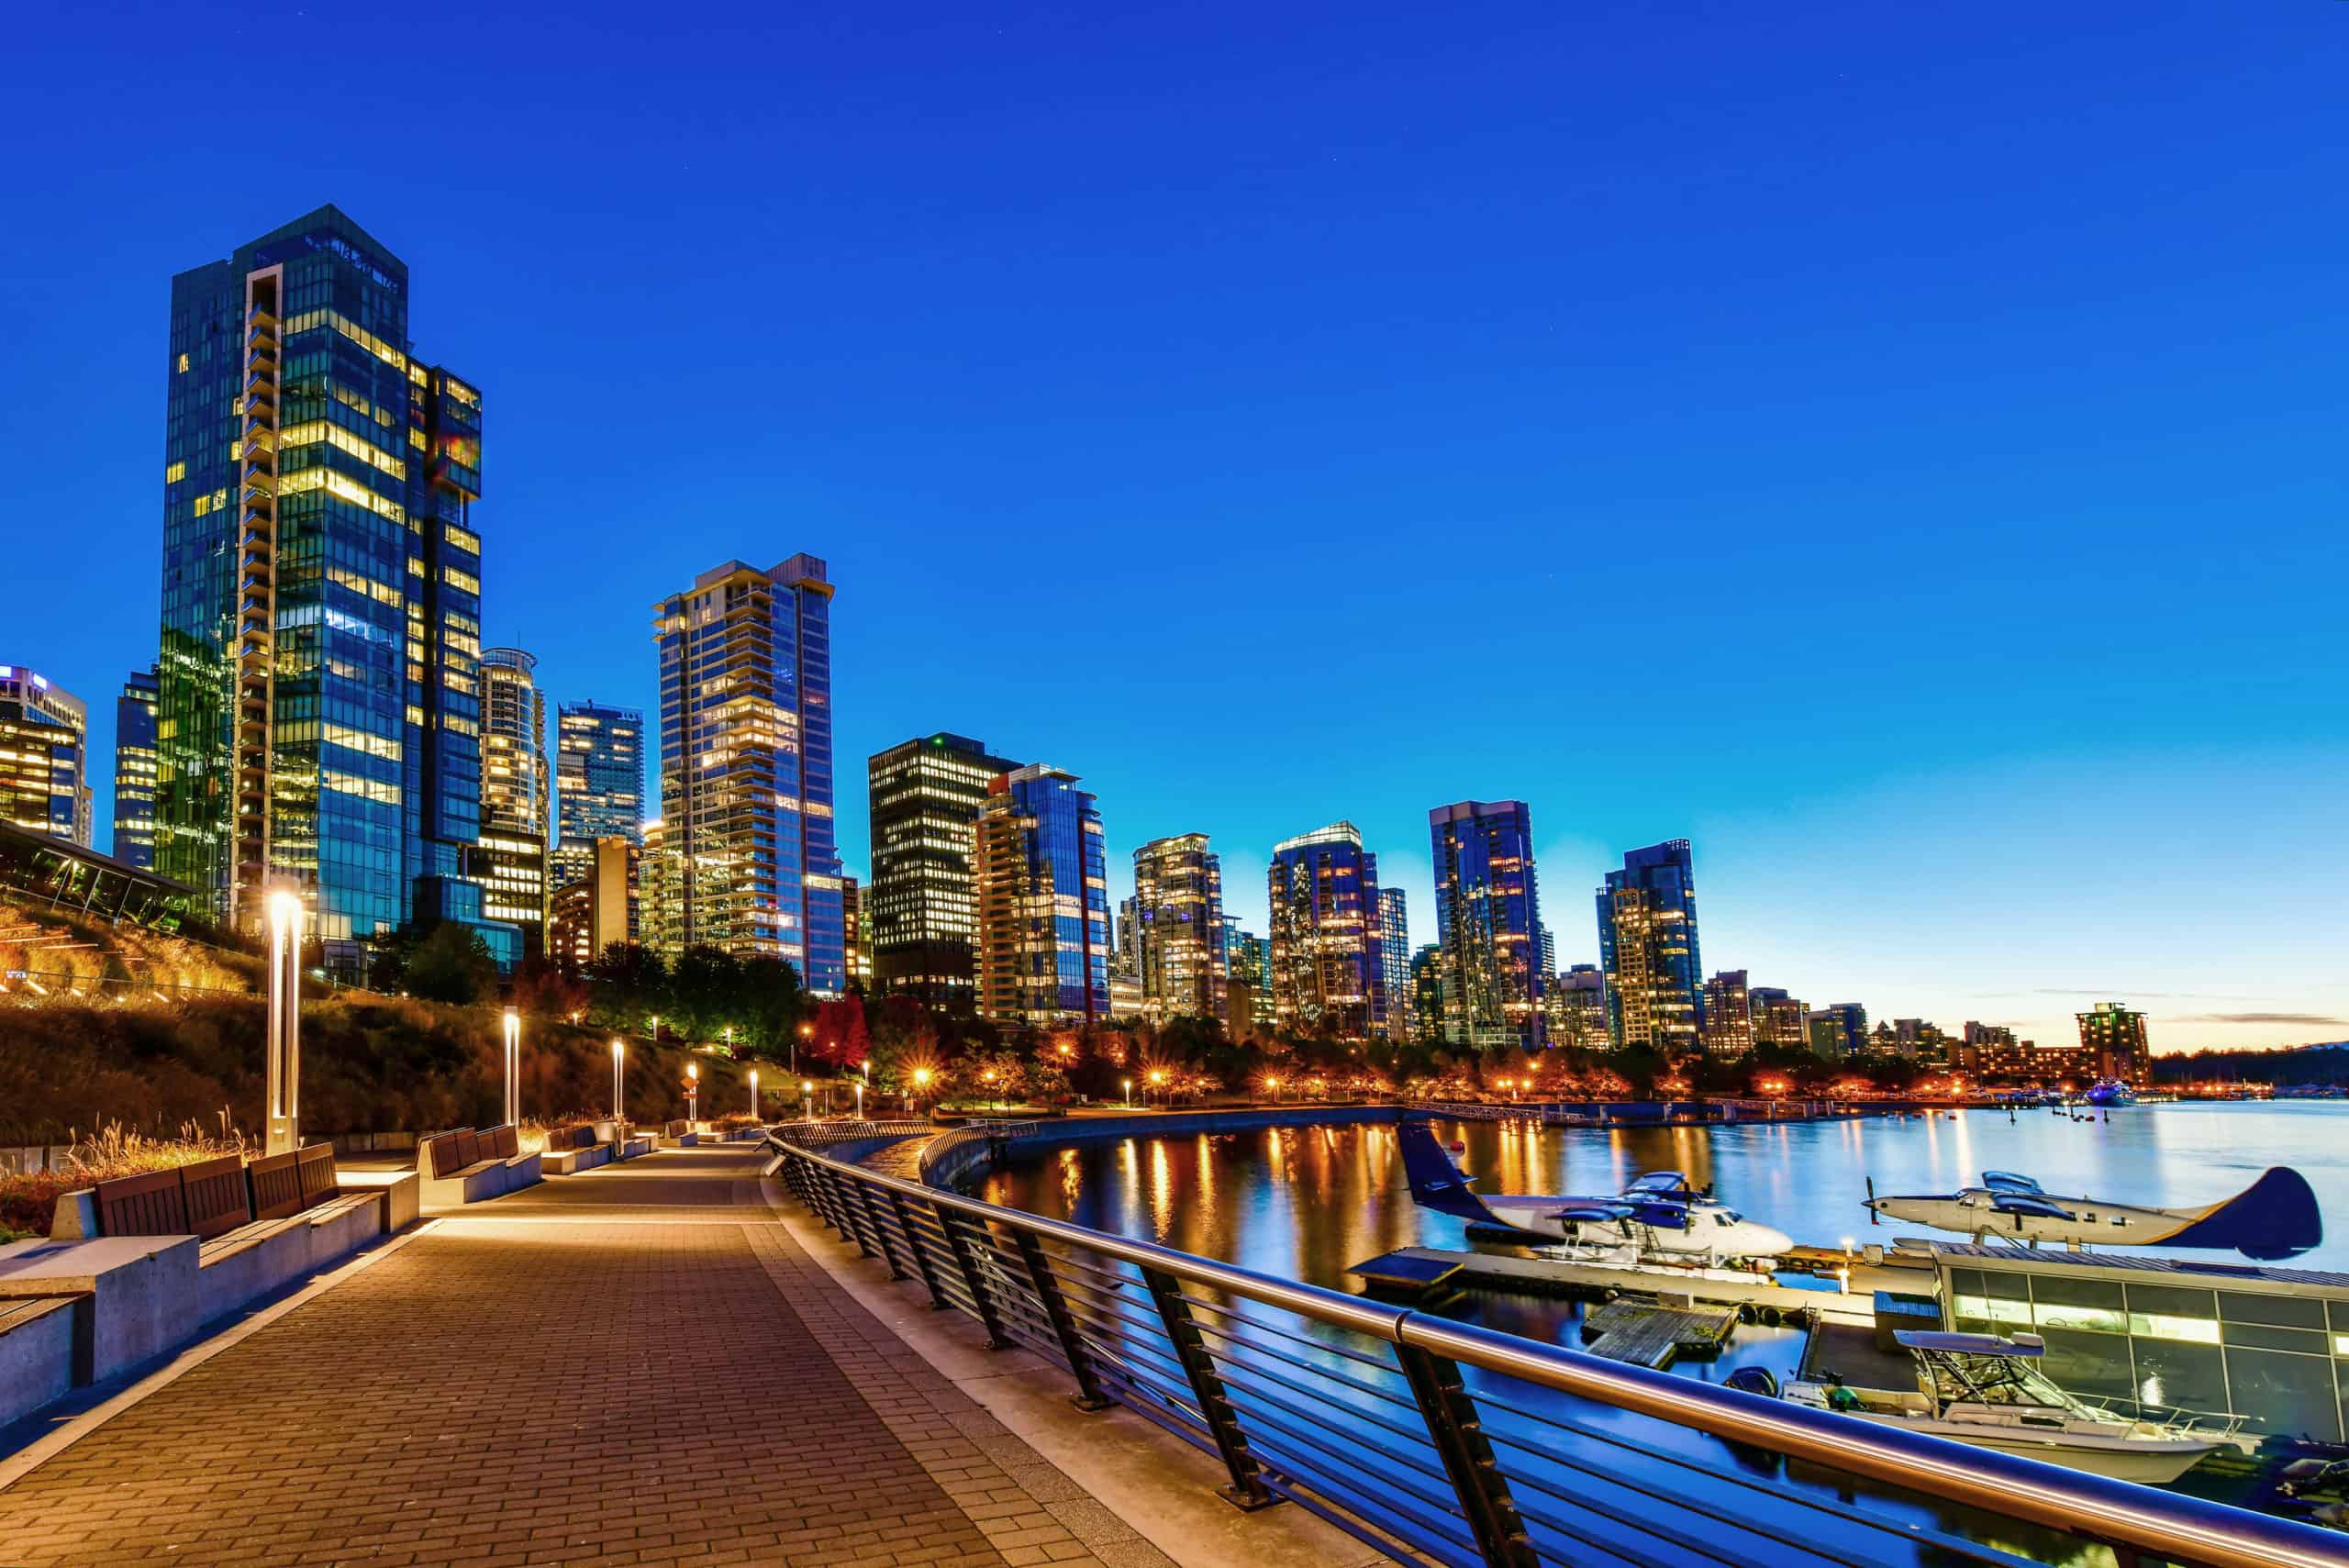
left=1398, top=1120, right=1794, bottom=1263
left=1864, top=1167, right=2321, bottom=1261
left=1731, top=1329, right=2244, bottom=1484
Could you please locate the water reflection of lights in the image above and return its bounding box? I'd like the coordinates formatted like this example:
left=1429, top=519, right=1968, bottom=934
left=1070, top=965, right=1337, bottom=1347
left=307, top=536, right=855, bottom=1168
left=1058, top=1146, right=1083, bottom=1207
left=1148, top=1140, right=1174, bottom=1240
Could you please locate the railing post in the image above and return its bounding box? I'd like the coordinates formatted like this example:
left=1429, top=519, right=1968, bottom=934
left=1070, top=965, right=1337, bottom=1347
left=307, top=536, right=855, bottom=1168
left=856, top=1181, right=910, bottom=1281
left=821, top=1165, right=878, bottom=1257
left=938, top=1207, right=1013, bottom=1351
left=1012, top=1229, right=1111, bottom=1411
left=1140, top=1266, right=1279, bottom=1511
left=889, top=1190, right=953, bottom=1311
left=1394, top=1340, right=1536, bottom=1568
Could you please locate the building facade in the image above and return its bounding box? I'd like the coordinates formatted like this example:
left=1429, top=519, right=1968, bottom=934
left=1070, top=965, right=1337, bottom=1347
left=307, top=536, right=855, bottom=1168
left=841, top=873, right=873, bottom=987
left=1807, top=1002, right=1869, bottom=1061
left=1408, top=945, right=1443, bottom=1041
left=552, top=700, right=644, bottom=888
left=155, top=206, right=508, bottom=973
left=1130, top=833, right=1226, bottom=1020
left=1550, top=964, right=1610, bottom=1051
left=548, top=834, right=636, bottom=969
left=635, top=817, right=685, bottom=957
left=1598, top=840, right=1704, bottom=1053
left=1377, top=886, right=1411, bottom=1040
left=476, top=647, right=549, bottom=953
left=1224, top=927, right=1275, bottom=1039
left=865, top=732, right=1022, bottom=1004
left=1429, top=800, right=1545, bottom=1050
left=973, top=764, right=1109, bottom=1026
left=1749, top=985, right=1808, bottom=1051
left=0, top=665, right=90, bottom=847
left=652, top=555, right=843, bottom=991
left=2076, top=1001, right=2150, bottom=1084
left=1700, top=969, right=1753, bottom=1058
left=112, top=670, right=159, bottom=866
left=1266, top=822, right=1386, bottom=1040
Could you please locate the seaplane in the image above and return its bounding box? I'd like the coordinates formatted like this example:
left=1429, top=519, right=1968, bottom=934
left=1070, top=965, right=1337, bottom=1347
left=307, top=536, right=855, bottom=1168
left=1864, top=1167, right=2321, bottom=1261
left=1397, top=1121, right=1793, bottom=1262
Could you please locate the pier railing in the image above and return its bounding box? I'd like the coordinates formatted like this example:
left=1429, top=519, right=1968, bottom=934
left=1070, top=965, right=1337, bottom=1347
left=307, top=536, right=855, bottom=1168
left=768, top=1128, right=2346, bottom=1568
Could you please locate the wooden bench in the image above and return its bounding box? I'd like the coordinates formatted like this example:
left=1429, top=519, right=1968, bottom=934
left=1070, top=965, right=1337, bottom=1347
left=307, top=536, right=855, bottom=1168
left=539, top=1123, right=613, bottom=1176
left=415, top=1124, right=542, bottom=1207
left=662, top=1118, right=698, bottom=1149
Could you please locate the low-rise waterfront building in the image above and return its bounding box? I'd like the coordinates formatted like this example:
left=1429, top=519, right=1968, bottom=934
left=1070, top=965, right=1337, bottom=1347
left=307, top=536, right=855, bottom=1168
left=1550, top=963, right=1609, bottom=1051
left=1750, top=985, right=1808, bottom=1051
left=1807, top=1001, right=1868, bottom=1061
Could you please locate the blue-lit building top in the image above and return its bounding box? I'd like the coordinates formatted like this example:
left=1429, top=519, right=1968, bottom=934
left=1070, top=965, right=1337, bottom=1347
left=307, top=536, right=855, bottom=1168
left=974, top=763, right=1109, bottom=1024
left=1598, top=839, right=1704, bottom=1052
left=1266, top=821, right=1386, bottom=1040
left=653, top=555, right=843, bottom=994
left=156, top=206, right=511, bottom=974
left=1429, top=799, right=1546, bottom=1051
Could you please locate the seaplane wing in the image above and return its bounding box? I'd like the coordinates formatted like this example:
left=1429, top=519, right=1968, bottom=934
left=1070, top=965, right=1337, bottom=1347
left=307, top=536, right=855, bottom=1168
left=1396, top=1122, right=1791, bottom=1257
left=1866, top=1167, right=2321, bottom=1261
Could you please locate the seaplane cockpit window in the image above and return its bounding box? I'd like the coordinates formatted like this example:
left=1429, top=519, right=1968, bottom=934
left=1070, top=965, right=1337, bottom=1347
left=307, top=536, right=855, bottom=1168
left=1714, top=1212, right=1743, bottom=1226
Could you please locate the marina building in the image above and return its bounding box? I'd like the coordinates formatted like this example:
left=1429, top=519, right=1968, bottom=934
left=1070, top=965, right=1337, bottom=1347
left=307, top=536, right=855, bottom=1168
left=1598, top=840, right=1704, bottom=1052
left=652, top=554, right=843, bottom=991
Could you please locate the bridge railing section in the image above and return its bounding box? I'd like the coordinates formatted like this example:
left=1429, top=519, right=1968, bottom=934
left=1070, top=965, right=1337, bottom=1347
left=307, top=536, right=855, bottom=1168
left=767, top=1135, right=2343, bottom=1568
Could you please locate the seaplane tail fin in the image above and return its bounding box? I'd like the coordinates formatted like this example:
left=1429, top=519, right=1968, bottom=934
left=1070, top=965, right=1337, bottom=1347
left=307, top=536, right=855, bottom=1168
left=2154, top=1167, right=2322, bottom=1261
left=1397, top=1121, right=1500, bottom=1223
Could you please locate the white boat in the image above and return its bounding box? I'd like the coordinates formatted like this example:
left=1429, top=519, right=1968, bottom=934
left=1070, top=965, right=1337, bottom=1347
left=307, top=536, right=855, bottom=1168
left=1778, top=1330, right=2235, bottom=1484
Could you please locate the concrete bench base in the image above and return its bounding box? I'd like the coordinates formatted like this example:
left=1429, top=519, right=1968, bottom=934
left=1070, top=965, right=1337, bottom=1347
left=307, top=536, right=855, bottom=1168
left=542, top=1143, right=613, bottom=1176
left=0, top=1236, right=198, bottom=1383
left=613, top=1136, right=653, bottom=1161
left=0, top=1295, right=83, bottom=1428
left=416, top=1151, right=542, bottom=1208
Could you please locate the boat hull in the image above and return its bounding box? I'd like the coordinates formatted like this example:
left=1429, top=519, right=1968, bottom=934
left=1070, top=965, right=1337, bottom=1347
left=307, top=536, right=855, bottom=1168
left=1830, top=1411, right=2213, bottom=1484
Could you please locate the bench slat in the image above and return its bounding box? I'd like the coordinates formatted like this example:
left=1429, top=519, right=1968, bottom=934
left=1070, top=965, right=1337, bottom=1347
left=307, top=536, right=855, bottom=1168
left=249, top=1150, right=304, bottom=1221
left=179, top=1153, right=251, bottom=1240
left=295, top=1143, right=338, bottom=1204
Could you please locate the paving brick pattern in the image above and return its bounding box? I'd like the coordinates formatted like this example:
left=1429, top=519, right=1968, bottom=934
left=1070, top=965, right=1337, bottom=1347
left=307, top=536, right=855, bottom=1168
left=0, top=1149, right=1174, bottom=1568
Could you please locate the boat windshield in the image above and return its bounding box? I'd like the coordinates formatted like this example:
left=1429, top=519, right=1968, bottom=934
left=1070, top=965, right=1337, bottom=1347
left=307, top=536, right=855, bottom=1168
left=1918, top=1351, right=2125, bottom=1425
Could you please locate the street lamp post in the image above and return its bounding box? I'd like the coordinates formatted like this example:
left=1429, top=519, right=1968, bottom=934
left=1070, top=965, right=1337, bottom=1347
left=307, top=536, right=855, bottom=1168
left=909, top=1066, right=930, bottom=1113
left=749, top=1068, right=760, bottom=1123
left=263, top=885, right=304, bottom=1156
left=802, top=1079, right=814, bottom=1121
left=1121, top=1076, right=1131, bottom=1108
left=501, top=1007, right=520, bottom=1129
left=649, top=1014, right=661, bottom=1043
left=1148, top=1069, right=1166, bottom=1108
left=796, top=1020, right=811, bottom=1075
left=853, top=1079, right=864, bottom=1120
left=610, top=1038, right=626, bottom=1121
left=685, top=1062, right=698, bottom=1124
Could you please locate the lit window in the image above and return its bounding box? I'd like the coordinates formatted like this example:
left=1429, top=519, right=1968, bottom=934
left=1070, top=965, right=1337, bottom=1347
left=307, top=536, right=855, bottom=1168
left=176, top=352, right=190, bottom=373
left=165, top=461, right=186, bottom=484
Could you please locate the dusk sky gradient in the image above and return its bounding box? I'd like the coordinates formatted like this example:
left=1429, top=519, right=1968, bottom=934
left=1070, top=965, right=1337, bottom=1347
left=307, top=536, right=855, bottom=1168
left=6, top=2, right=2344, bottom=1052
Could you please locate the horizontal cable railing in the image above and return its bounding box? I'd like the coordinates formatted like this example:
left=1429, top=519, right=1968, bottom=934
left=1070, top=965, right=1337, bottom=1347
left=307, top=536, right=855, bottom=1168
left=767, top=1128, right=2347, bottom=1568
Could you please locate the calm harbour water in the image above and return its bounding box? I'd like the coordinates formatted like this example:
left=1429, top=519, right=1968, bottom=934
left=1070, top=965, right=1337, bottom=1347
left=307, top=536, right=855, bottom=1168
left=974, top=1102, right=2349, bottom=1551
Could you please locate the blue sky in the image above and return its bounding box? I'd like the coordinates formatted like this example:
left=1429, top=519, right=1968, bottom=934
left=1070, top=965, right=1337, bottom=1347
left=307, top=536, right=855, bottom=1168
left=6, top=2, right=2344, bottom=1051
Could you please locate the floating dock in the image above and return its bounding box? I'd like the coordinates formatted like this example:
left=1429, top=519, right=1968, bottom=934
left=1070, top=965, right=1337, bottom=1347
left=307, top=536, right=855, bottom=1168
left=1579, top=1299, right=1741, bottom=1368
left=1346, top=1245, right=1890, bottom=1324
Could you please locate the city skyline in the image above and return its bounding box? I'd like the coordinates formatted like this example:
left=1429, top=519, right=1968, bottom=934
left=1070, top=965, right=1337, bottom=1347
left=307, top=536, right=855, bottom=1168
left=11, top=7, right=2347, bottom=1051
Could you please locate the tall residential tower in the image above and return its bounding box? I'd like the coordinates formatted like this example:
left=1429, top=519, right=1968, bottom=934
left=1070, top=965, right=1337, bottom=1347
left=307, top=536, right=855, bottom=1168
left=974, top=764, right=1109, bottom=1026
left=552, top=700, right=643, bottom=889
left=1266, top=822, right=1386, bottom=1040
left=477, top=647, right=550, bottom=953
left=1429, top=800, right=1545, bottom=1050
left=1598, top=840, right=1703, bottom=1053
left=1130, top=833, right=1227, bottom=1020
left=866, top=732, right=1021, bottom=1004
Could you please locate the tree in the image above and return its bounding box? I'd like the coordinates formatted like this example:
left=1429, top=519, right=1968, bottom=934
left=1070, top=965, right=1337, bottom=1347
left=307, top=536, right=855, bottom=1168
left=406, top=923, right=496, bottom=1005
left=807, top=995, right=871, bottom=1070
left=585, top=942, right=669, bottom=1030
left=734, top=956, right=806, bottom=1058
left=668, top=945, right=744, bottom=1041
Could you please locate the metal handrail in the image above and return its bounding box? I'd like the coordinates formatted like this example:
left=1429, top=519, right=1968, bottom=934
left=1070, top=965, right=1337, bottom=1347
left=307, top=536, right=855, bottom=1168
left=769, top=1129, right=2349, bottom=1568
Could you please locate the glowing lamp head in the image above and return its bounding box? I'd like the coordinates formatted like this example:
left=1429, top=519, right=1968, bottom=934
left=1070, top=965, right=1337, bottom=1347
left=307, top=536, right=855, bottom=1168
left=686, top=1063, right=698, bottom=1082
left=913, top=1068, right=931, bottom=1086
left=265, top=888, right=302, bottom=934
left=802, top=1080, right=813, bottom=1095
left=1149, top=1070, right=1165, bottom=1085
left=610, top=1038, right=624, bottom=1061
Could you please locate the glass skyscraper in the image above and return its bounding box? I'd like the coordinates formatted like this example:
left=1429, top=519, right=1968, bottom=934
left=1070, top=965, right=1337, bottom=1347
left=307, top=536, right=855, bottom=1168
left=866, top=732, right=1021, bottom=1003
left=1266, top=821, right=1386, bottom=1040
left=477, top=647, right=549, bottom=952
left=552, top=699, right=644, bottom=889
left=974, top=763, right=1109, bottom=1025
left=1430, top=799, right=1545, bottom=1051
left=1130, top=832, right=1227, bottom=1021
left=1598, top=839, right=1704, bottom=1052
left=156, top=206, right=505, bottom=974
left=653, top=555, right=843, bottom=992
left=112, top=669, right=159, bottom=867
left=1376, top=885, right=1411, bottom=1040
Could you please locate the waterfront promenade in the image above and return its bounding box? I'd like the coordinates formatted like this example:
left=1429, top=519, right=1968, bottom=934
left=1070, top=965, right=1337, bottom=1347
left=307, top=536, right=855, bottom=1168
left=0, top=1148, right=1254, bottom=1568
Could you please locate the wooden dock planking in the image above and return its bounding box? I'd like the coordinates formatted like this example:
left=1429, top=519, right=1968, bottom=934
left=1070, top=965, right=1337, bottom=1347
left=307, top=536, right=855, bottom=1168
left=1581, top=1300, right=1743, bottom=1369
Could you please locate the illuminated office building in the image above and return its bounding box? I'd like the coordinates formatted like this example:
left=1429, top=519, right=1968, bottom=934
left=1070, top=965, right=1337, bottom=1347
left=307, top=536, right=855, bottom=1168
left=1130, top=833, right=1226, bottom=1020
left=1430, top=799, right=1545, bottom=1051
left=553, top=700, right=642, bottom=889
left=973, top=764, right=1108, bottom=1026
left=1549, top=964, right=1610, bottom=1051
left=1598, top=840, right=1703, bottom=1052
left=1224, top=927, right=1275, bottom=1039
left=2076, top=1001, right=2150, bottom=1085
left=1377, top=886, right=1411, bottom=1040
left=866, top=732, right=1021, bottom=1003
left=1266, top=821, right=1386, bottom=1040
left=0, top=665, right=91, bottom=847
left=1807, top=1002, right=1868, bottom=1061
left=1408, top=946, right=1443, bottom=1042
left=652, top=555, right=843, bottom=991
left=1700, top=969, right=1753, bottom=1059
left=112, top=670, right=159, bottom=867
left=1750, top=985, right=1808, bottom=1051
left=841, top=873, right=873, bottom=986
left=154, top=206, right=509, bottom=974
left=476, top=647, right=549, bottom=952
left=548, top=834, right=635, bottom=969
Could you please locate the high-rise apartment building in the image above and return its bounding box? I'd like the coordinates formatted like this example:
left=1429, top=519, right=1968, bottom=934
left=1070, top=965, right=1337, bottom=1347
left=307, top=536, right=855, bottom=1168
left=548, top=835, right=636, bottom=969
left=1429, top=800, right=1545, bottom=1051
left=636, top=817, right=685, bottom=957
left=1550, top=964, right=1610, bottom=1051
left=1130, top=833, right=1226, bottom=1020
left=0, top=665, right=91, bottom=847
left=1409, top=946, right=1443, bottom=1041
left=1598, top=840, right=1703, bottom=1053
left=552, top=700, right=643, bottom=889
left=1807, top=1002, right=1868, bottom=1061
left=477, top=647, right=549, bottom=953
left=1266, top=822, right=1386, bottom=1040
left=112, top=670, right=160, bottom=866
left=973, top=764, right=1108, bottom=1026
left=1223, top=926, right=1275, bottom=1040
left=1750, top=985, right=1808, bottom=1051
left=1377, top=886, right=1412, bottom=1040
left=2076, top=1001, right=2149, bottom=1084
left=1700, top=969, right=1753, bottom=1059
left=652, top=555, right=843, bottom=991
left=155, top=206, right=506, bottom=974
left=841, top=873, right=873, bottom=987
left=865, top=732, right=1021, bottom=1003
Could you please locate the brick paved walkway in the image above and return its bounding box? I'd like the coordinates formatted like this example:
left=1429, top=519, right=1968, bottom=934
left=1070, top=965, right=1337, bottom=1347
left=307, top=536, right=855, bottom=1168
left=0, top=1148, right=1180, bottom=1568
